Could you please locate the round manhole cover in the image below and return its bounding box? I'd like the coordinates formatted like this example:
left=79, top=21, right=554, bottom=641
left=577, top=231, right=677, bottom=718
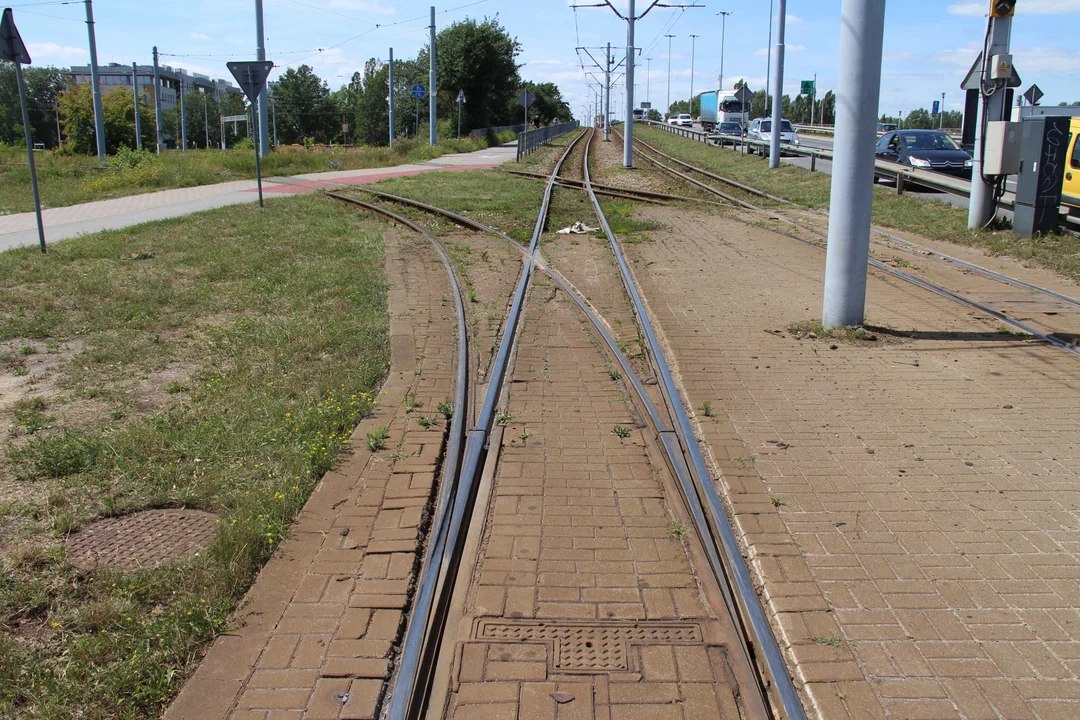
left=66, top=509, right=219, bottom=571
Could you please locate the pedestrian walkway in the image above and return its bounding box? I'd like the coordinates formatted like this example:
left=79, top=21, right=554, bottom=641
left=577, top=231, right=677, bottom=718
left=0, top=143, right=516, bottom=253
left=627, top=205, right=1080, bottom=720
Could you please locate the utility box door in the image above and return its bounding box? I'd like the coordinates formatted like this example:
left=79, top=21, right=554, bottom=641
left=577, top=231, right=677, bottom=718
left=983, top=121, right=1023, bottom=175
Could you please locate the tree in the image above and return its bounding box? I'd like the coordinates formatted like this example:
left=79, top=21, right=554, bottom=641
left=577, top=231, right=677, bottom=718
left=58, top=83, right=155, bottom=154
left=0, top=63, right=67, bottom=148
left=522, top=81, right=571, bottom=125
left=274, top=65, right=335, bottom=144
left=427, top=17, right=521, bottom=132
left=351, top=59, right=390, bottom=145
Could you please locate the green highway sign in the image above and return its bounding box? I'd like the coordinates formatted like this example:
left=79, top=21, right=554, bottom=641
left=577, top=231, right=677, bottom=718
left=801, top=80, right=815, bottom=96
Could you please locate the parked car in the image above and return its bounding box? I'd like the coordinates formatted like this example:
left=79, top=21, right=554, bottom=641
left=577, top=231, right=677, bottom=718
left=875, top=130, right=973, bottom=178
left=877, top=123, right=898, bottom=134
left=746, top=117, right=800, bottom=155
left=1063, top=117, right=1079, bottom=217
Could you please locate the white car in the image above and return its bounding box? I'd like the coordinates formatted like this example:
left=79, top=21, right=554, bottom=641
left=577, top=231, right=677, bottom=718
left=674, top=113, right=693, bottom=127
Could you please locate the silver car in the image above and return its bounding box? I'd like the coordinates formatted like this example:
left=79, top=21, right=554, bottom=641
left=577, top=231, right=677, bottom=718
left=747, top=117, right=800, bottom=156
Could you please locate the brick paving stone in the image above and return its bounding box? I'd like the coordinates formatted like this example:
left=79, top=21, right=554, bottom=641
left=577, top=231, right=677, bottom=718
left=625, top=206, right=1080, bottom=719
left=167, top=229, right=459, bottom=720
left=441, top=274, right=761, bottom=720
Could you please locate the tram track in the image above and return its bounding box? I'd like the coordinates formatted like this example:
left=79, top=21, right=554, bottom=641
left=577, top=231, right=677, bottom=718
left=617, top=129, right=1080, bottom=358
left=324, top=128, right=808, bottom=719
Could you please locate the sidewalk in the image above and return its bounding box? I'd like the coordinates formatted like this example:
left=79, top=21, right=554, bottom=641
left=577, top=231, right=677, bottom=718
left=0, top=143, right=516, bottom=253
left=628, top=205, right=1080, bottom=719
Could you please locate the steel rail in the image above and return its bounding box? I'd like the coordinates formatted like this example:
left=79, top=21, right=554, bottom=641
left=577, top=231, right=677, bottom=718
left=506, top=168, right=726, bottom=206
left=624, top=133, right=1080, bottom=359
left=323, top=192, right=472, bottom=720
left=623, top=136, right=1080, bottom=310
left=384, top=128, right=587, bottom=720
left=583, top=130, right=807, bottom=720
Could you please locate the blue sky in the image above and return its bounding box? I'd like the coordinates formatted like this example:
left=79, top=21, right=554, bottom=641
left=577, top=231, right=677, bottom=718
left=12, top=0, right=1080, bottom=121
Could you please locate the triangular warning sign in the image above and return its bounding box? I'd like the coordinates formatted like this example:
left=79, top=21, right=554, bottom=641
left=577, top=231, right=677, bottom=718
left=227, top=61, right=274, bottom=104
left=0, top=9, right=32, bottom=65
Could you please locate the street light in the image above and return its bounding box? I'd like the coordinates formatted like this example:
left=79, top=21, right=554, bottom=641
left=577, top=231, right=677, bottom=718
left=689, top=34, right=700, bottom=113
left=646, top=57, right=652, bottom=111
left=665, top=34, right=675, bottom=116
left=717, top=11, right=731, bottom=90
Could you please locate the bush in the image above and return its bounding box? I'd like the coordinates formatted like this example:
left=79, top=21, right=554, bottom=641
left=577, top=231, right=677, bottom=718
left=233, top=136, right=255, bottom=151
left=111, top=145, right=155, bottom=171
left=303, top=137, right=315, bottom=151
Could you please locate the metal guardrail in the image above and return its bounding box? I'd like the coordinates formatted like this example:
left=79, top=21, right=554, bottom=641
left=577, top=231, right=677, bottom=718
left=516, top=121, right=581, bottom=160
left=642, top=120, right=1022, bottom=211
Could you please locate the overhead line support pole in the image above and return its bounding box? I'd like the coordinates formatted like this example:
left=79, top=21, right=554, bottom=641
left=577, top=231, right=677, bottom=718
left=255, top=0, right=270, bottom=157
left=605, top=42, right=611, bottom=142
left=968, top=12, right=1012, bottom=229
left=132, top=63, right=142, bottom=150
left=84, top=0, right=105, bottom=158
left=822, top=0, right=886, bottom=329
left=768, top=0, right=786, bottom=168
left=429, top=6, right=437, bottom=146
left=389, top=48, right=395, bottom=147
left=153, top=46, right=164, bottom=154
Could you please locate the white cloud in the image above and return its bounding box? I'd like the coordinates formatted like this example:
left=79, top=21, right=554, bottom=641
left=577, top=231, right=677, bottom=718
left=754, top=43, right=806, bottom=56
left=1013, top=46, right=1080, bottom=73
left=948, top=0, right=1080, bottom=15
left=26, top=42, right=88, bottom=63
left=189, top=32, right=210, bottom=41
left=787, top=14, right=804, bottom=24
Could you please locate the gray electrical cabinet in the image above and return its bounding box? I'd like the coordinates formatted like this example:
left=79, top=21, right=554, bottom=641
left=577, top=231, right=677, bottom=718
left=1014, top=115, right=1071, bottom=238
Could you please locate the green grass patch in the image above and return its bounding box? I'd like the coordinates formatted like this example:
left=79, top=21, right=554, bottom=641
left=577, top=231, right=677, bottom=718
left=634, top=124, right=1080, bottom=284
left=0, top=136, right=505, bottom=215
left=0, top=194, right=389, bottom=718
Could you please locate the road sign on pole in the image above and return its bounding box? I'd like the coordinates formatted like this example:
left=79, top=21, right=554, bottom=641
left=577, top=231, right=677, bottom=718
left=411, top=83, right=426, bottom=100
left=1, top=9, right=45, bottom=253
left=456, top=90, right=465, bottom=138
left=227, top=61, right=274, bottom=208
left=801, top=80, right=815, bottom=95
left=932, top=100, right=940, bottom=117
left=1023, top=84, right=1043, bottom=107
left=517, top=89, right=536, bottom=108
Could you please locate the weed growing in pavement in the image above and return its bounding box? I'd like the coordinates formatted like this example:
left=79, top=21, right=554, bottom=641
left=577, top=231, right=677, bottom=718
left=787, top=321, right=883, bottom=344
left=668, top=519, right=689, bottom=541
left=890, top=256, right=913, bottom=269
left=438, top=401, right=454, bottom=418
left=0, top=195, right=388, bottom=719
left=609, top=370, right=622, bottom=381
left=612, top=425, right=632, bottom=438
left=367, top=426, right=391, bottom=451
left=418, top=415, right=441, bottom=429
left=519, top=429, right=533, bottom=445
left=701, top=401, right=713, bottom=417
left=469, top=290, right=479, bottom=303
left=770, top=495, right=784, bottom=507
left=405, top=393, right=424, bottom=414
left=495, top=410, right=515, bottom=426
left=815, top=635, right=844, bottom=648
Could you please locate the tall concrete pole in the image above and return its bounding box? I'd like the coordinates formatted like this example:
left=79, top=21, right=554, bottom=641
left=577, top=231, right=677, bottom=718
left=84, top=0, right=106, bottom=158
left=665, top=34, right=674, bottom=116
left=204, top=95, right=210, bottom=148
left=768, top=0, right=786, bottom=169
left=132, top=63, right=142, bottom=151
left=765, top=0, right=773, bottom=115
left=179, top=77, right=187, bottom=152
left=388, top=48, right=395, bottom=148
left=968, top=14, right=1012, bottom=229
left=689, top=35, right=699, bottom=111
left=645, top=57, right=651, bottom=108
left=821, top=0, right=886, bottom=329
left=717, top=12, right=730, bottom=90
left=152, top=46, right=164, bottom=154
left=255, top=0, right=270, bottom=156
left=429, top=6, right=437, bottom=146
left=623, top=0, right=636, bottom=167
left=604, top=42, right=611, bottom=141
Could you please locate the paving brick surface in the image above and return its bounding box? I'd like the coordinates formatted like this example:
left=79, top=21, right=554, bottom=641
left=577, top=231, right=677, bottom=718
left=437, top=274, right=761, bottom=720
left=627, top=207, right=1080, bottom=720
left=167, top=229, right=456, bottom=720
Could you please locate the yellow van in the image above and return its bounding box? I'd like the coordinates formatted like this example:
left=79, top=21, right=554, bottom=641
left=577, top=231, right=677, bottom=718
left=1065, top=117, right=1080, bottom=215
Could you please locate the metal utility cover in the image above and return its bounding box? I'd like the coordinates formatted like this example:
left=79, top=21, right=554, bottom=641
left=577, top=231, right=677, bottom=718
left=0, top=9, right=31, bottom=65
left=1023, top=84, right=1044, bottom=106
left=518, top=89, right=536, bottom=109
left=227, top=61, right=274, bottom=104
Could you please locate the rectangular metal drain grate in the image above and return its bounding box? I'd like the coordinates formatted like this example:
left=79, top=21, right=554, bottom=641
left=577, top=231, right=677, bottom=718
left=477, top=620, right=704, bottom=672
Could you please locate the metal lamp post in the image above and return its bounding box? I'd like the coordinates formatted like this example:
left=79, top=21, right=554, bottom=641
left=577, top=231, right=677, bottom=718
left=717, top=11, right=731, bottom=90
left=665, top=34, right=675, bottom=116
left=689, top=34, right=699, bottom=113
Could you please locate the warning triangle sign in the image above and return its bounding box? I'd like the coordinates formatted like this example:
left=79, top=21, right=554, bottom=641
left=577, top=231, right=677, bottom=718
left=227, top=61, right=274, bottom=104
left=0, top=9, right=32, bottom=65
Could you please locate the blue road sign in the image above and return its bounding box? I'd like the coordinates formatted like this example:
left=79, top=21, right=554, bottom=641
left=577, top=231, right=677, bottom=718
left=411, top=84, right=426, bottom=100
left=932, top=100, right=940, bottom=117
